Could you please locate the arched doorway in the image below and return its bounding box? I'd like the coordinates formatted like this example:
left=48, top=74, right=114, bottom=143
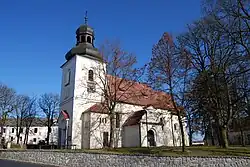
left=147, top=130, right=156, bottom=146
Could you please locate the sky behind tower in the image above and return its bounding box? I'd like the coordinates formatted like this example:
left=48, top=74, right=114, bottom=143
left=0, top=0, right=202, bottom=96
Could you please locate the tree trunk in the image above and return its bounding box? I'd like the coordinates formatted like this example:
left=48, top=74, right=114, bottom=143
left=187, top=115, right=192, bottom=146
left=211, top=128, right=215, bottom=146
left=221, top=126, right=228, bottom=148
left=24, top=132, right=27, bottom=144
left=46, top=118, right=51, bottom=145
left=0, top=125, right=3, bottom=148
left=46, top=126, right=50, bottom=145
left=170, top=114, right=175, bottom=146
left=188, top=130, right=192, bottom=146
left=216, top=126, right=223, bottom=146
left=209, top=120, right=215, bottom=146
left=109, top=113, right=115, bottom=148
left=177, top=111, right=185, bottom=152
left=214, top=118, right=223, bottom=146
left=16, top=134, right=20, bottom=144
left=170, top=88, right=185, bottom=151
left=16, top=127, right=20, bottom=144
left=240, top=128, right=245, bottom=147
left=24, top=127, right=29, bottom=144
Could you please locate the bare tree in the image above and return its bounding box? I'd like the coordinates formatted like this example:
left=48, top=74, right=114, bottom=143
left=0, top=83, right=15, bottom=147
left=11, top=95, right=37, bottom=145
left=203, top=0, right=250, bottom=56
left=12, top=95, right=29, bottom=144
left=38, top=93, right=59, bottom=145
left=148, top=33, right=192, bottom=152
left=23, top=97, right=37, bottom=145
left=178, top=13, right=250, bottom=148
left=87, top=40, right=145, bottom=148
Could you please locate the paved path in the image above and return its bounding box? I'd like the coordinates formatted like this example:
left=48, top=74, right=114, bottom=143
left=0, top=159, right=58, bottom=167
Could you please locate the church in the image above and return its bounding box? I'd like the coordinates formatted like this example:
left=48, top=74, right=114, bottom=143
left=57, top=18, right=189, bottom=149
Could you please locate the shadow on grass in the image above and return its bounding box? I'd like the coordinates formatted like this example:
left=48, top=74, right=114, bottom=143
left=90, top=146, right=250, bottom=157
left=43, top=146, right=250, bottom=157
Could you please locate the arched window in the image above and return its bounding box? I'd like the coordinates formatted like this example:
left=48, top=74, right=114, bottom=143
left=87, top=36, right=92, bottom=43
left=76, top=36, right=80, bottom=44
left=174, top=123, right=178, bottom=130
left=80, top=35, right=86, bottom=42
left=160, top=117, right=164, bottom=130
left=147, top=130, right=156, bottom=146
left=88, top=70, right=94, bottom=81
left=64, top=69, right=71, bottom=86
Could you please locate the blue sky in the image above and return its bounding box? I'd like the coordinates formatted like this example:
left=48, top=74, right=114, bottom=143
left=0, top=0, right=201, bottom=96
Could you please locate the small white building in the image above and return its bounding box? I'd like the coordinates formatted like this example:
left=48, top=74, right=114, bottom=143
left=58, top=21, right=189, bottom=149
left=1, top=118, right=58, bottom=145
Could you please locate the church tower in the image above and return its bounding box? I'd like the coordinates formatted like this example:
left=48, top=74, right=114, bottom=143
left=58, top=13, right=105, bottom=149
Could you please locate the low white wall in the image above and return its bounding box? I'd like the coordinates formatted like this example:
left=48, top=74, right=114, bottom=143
left=0, top=150, right=250, bottom=167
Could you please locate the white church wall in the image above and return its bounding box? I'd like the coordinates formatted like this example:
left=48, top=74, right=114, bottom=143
left=86, top=102, right=189, bottom=149
left=59, top=55, right=189, bottom=149
left=59, top=56, right=77, bottom=146
left=113, top=103, right=144, bottom=148
left=89, top=112, right=109, bottom=148
left=71, top=101, right=94, bottom=148
left=86, top=103, right=143, bottom=149
left=73, top=55, right=104, bottom=102
left=60, top=56, right=76, bottom=103
left=139, top=109, right=168, bottom=147
left=139, top=109, right=189, bottom=147
left=71, top=55, right=105, bottom=149
left=170, top=114, right=189, bottom=146
left=87, top=102, right=189, bottom=149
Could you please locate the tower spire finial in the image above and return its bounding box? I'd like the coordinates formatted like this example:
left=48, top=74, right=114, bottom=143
left=84, top=11, right=88, bottom=25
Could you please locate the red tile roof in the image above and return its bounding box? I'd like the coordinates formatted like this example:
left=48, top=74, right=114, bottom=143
left=86, top=75, right=179, bottom=114
left=107, top=75, right=175, bottom=109
left=61, top=110, right=70, bottom=119
left=123, top=110, right=146, bottom=126
left=87, top=103, right=109, bottom=114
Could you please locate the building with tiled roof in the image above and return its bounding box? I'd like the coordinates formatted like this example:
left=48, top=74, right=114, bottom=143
left=58, top=18, right=189, bottom=149
left=1, top=118, right=58, bottom=145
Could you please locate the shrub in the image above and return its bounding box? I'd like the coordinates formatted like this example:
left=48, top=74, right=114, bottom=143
left=10, top=143, right=22, bottom=149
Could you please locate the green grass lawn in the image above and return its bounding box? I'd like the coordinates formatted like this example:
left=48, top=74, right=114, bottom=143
left=85, top=146, right=250, bottom=157
left=5, top=145, right=250, bottom=157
